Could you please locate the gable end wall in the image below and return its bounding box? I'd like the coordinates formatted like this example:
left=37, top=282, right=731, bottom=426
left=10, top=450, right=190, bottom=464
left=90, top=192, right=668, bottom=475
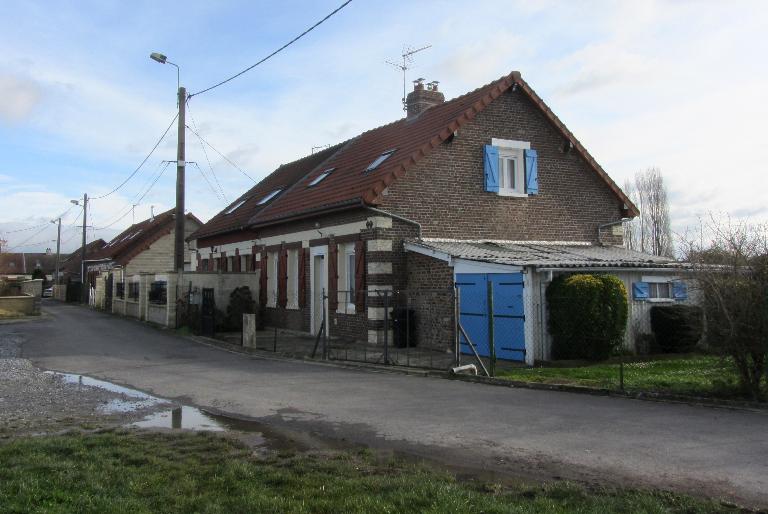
left=380, top=88, right=624, bottom=244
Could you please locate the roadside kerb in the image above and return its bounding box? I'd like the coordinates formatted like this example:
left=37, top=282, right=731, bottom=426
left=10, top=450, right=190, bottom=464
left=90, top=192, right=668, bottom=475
left=184, top=333, right=768, bottom=414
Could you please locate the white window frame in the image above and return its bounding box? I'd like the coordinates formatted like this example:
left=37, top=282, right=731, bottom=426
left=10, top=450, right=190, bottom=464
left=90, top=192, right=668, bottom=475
left=336, top=243, right=357, bottom=313
left=257, top=189, right=282, bottom=205
left=365, top=149, right=396, bottom=172
left=641, top=275, right=677, bottom=303
left=308, top=168, right=334, bottom=186
left=492, top=139, right=529, bottom=197
left=286, top=249, right=299, bottom=309
left=266, top=251, right=278, bottom=307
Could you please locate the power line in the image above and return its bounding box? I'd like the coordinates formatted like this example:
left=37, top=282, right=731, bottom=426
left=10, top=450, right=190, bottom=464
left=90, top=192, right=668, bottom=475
left=0, top=204, right=77, bottom=236
left=187, top=103, right=228, bottom=202
left=192, top=162, right=227, bottom=203
left=90, top=112, right=178, bottom=200
left=5, top=224, right=52, bottom=252
left=185, top=123, right=257, bottom=183
left=189, top=0, right=353, bottom=97
left=93, top=161, right=172, bottom=230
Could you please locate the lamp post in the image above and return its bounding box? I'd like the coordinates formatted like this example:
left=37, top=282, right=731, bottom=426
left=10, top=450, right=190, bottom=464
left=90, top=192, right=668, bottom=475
left=71, top=195, right=87, bottom=302
left=51, top=217, right=61, bottom=285
left=150, top=51, right=186, bottom=273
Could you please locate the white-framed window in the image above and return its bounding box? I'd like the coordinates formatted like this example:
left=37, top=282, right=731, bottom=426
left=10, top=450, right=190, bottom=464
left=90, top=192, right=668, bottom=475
left=649, top=282, right=672, bottom=300
left=257, top=189, right=282, bottom=205
left=286, top=249, right=299, bottom=309
left=267, top=251, right=278, bottom=307
left=337, top=243, right=357, bottom=312
left=308, top=168, right=334, bottom=186
left=224, top=198, right=247, bottom=214
left=498, top=148, right=525, bottom=195
left=365, top=149, right=397, bottom=172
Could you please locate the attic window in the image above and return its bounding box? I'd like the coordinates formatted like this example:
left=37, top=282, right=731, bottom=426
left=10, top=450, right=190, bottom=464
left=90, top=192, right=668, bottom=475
left=224, top=198, right=247, bottom=214
left=128, top=230, right=142, bottom=240
left=308, top=168, right=334, bottom=187
left=257, top=189, right=282, bottom=205
left=364, top=149, right=397, bottom=172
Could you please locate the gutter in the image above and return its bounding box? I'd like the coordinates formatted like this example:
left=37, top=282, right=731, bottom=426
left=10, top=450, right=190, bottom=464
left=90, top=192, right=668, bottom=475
left=363, top=204, right=422, bottom=238
left=597, top=218, right=632, bottom=246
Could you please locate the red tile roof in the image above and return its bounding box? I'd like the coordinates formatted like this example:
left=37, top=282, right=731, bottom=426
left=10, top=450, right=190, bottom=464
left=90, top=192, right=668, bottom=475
left=60, top=239, right=107, bottom=275
left=191, top=71, right=638, bottom=238
left=0, top=252, right=59, bottom=275
left=91, top=209, right=202, bottom=266
left=188, top=144, right=343, bottom=240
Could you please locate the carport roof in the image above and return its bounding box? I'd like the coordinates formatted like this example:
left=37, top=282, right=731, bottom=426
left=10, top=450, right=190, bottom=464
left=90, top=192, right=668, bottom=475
left=405, top=239, right=685, bottom=269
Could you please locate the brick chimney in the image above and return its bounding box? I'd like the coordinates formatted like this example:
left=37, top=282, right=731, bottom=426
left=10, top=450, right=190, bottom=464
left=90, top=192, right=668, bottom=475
left=405, top=79, right=444, bottom=118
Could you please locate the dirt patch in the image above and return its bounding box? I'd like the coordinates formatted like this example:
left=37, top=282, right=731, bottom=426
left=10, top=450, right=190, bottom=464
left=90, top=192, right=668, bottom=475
left=0, top=333, right=174, bottom=437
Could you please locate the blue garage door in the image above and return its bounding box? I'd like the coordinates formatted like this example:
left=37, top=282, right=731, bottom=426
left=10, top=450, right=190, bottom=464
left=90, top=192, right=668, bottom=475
left=456, top=273, right=525, bottom=361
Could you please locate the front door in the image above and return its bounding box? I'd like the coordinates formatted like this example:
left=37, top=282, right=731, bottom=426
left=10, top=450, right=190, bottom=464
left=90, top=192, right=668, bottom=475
left=312, top=254, right=325, bottom=335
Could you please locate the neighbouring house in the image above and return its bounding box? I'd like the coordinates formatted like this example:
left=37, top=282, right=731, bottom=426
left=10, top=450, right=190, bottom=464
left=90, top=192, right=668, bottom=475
left=187, top=71, right=693, bottom=364
left=0, top=251, right=58, bottom=281
left=59, top=239, right=107, bottom=283
left=84, top=209, right=202, bottom=311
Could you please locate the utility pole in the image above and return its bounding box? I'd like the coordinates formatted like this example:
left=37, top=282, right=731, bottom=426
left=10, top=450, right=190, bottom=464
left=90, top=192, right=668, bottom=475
left=175, top=86, right=186, bottom=273
left=52, top=217, right=61, bottom=285
left=80, top=193, right=88, bottom=303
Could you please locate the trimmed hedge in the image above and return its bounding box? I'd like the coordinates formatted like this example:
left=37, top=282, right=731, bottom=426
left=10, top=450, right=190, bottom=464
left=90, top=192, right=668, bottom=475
left=225, top=286, right=255, bottom=331
left=650, top=305, right=703, bottom=353
left=547, top=274, right=629, bottom=361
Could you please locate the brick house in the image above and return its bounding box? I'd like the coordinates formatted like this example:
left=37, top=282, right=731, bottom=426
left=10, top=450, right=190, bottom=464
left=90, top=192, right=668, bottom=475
left=188, top=71, right=691, bottom=364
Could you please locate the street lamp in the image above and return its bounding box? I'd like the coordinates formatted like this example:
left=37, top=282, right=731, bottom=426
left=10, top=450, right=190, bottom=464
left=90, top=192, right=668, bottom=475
left=150, top=51, right=186, bottom=274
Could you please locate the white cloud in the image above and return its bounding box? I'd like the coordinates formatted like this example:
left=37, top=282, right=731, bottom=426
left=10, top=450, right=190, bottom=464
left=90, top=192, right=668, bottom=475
left=0, top=73, right=41, bottom=122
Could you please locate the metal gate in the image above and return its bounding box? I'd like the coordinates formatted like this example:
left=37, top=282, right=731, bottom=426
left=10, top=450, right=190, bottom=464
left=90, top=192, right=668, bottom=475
left=456, top=273, right=525, bottom=362
left=201, top=288, right=215, bottom=337
left=104, top=273, right=113, bottom=312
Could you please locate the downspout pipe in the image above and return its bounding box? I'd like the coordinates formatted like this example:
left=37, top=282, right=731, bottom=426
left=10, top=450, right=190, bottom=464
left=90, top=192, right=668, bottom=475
left=597, top=218, right=632, bottom=246
left=363, top=205, right=422, bottom=238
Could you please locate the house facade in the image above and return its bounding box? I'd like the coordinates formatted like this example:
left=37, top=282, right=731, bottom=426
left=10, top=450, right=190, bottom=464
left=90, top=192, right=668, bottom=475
left=84, top=209, right=202, bottom=312
left=188, top=71, right=690, bottom=364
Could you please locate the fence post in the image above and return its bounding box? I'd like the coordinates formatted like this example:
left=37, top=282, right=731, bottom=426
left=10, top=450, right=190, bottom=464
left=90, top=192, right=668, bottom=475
left=383, top=290, right=390, bottom=365
left=454, top=286, right=461, bottom=367
left=487, top=279, right=496, bottom=377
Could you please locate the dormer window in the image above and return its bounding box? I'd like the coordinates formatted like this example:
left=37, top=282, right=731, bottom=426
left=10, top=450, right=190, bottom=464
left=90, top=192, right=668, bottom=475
left=365, top=149, right=396, bottom=172
left=224, top=198, right=247, bottom=214
left=308, top=168, right=334, bottom=187
left=257, top=189, right=282, bottom=205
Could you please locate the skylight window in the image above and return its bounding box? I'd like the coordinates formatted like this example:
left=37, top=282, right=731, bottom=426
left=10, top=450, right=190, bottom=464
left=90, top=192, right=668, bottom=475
left=224, top=198, right=247, bottom=214
left=365, top=149, right=397, bottom=172
left=257, top=189, right=282, bottom=205
left=308, top=168, right=335, bottom=187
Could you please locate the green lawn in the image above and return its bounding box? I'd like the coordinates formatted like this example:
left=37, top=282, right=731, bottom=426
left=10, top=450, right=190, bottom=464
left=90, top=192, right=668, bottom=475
left=497, top=355, right=753, bottom=399
left=0, top=431, right=731, bottom=514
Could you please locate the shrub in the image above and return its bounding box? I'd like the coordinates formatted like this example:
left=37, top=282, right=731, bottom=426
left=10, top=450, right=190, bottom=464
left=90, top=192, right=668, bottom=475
left=547, top=274, right=628, bottom=361
left=225, top=286, right=255, bottom=331
left=650, top=305, right=703, bottom=353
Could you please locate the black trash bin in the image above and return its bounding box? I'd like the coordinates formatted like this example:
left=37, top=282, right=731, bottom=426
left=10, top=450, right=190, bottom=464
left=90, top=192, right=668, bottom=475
left=392, top=307, right=417, bottom=348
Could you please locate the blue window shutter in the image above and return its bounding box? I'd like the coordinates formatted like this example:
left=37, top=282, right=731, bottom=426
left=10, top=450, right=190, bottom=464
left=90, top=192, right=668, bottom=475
left=524, top=148, right=539, bottom=194
left=632, top=282, right=650, bottom=300
left=483, top=145, right=499, bottom=193
left=672, top=281, right=688, bottom=300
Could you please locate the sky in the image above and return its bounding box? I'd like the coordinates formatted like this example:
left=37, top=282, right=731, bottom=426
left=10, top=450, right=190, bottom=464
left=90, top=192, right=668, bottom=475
left=1, top=0, right=766, bottom=254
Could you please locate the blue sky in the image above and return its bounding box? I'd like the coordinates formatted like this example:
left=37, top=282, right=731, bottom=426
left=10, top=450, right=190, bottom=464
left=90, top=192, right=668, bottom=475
left=1, top=0, right=767, bottom=253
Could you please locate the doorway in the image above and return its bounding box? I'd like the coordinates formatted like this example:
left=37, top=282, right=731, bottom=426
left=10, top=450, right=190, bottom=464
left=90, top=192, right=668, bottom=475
left=311, top=253, right=326, bottom=336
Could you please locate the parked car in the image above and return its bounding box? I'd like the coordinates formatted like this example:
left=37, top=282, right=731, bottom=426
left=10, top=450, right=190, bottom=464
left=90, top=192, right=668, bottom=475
left=42, top=287, right=53, bottom=298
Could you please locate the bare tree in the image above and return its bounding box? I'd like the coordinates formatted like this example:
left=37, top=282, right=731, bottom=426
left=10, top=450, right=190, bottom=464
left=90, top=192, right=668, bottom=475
left=624, top=167, right=674, bottom=257
left=683, top=215, right=768, bottom=400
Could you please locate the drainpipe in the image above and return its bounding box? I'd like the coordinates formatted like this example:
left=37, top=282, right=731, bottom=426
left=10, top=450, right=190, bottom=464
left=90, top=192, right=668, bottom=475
left=363, top=205, right=422, bottom=238
left=597, top=218, right=632, bottom=246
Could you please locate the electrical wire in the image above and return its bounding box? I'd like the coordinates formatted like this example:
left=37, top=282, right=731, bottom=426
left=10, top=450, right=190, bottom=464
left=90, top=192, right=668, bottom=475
left=185, top=123, right=257, bottom=183
left=93, top=161, right=171, bottom=230
left=189, top=0, right=353, bottom=97
left=192, top=162, right=227, bottom=203
left=5, top=223, right=53, bottom=252
left=89, top=112, right=178, bottom=200
left=187, top=102, right=228, bottom=202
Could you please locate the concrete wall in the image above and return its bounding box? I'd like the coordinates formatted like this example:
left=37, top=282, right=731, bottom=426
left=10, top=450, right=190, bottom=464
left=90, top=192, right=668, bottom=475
left=20, top=279, right=43, bottom=297
left=52, top=284, right=67, bottom=301
left=184, top=271, right=260, bottom=315
left=0, top=295, right=39, bottom=316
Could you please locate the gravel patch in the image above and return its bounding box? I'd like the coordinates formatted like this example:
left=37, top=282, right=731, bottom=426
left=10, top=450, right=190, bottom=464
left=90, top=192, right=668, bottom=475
left=0, top=333, right=174, bottom=436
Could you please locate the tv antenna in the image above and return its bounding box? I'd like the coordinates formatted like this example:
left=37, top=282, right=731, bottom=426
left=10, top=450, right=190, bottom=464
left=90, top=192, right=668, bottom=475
left=386, top=44, right=432, bottom=112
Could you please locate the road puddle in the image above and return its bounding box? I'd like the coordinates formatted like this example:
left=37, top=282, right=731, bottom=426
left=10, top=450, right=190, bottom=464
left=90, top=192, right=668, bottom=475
left=45, top=371, right=266, bottom=441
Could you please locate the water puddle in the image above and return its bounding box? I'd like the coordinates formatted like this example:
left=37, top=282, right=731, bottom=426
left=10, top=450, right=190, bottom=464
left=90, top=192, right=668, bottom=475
left=44, top=370, right=267, bottom=439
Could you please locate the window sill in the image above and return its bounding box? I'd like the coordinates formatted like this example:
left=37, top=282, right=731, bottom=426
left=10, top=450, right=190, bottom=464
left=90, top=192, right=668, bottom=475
left=644, top=298, right=675, bottom=303
left=497, top=190, right=529, bottom=197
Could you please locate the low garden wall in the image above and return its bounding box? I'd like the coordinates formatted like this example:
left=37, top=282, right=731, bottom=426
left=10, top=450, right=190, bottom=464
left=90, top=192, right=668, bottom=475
left=0, top=294, right=40, bottom=316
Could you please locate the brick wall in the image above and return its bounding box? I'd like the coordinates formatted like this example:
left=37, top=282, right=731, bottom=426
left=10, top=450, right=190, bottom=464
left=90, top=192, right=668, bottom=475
left=380, top=87, right=625, bottom=244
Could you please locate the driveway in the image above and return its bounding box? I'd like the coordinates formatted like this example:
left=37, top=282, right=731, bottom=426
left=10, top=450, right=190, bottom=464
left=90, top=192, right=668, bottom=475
left=7, top=301, right=768, bottom=508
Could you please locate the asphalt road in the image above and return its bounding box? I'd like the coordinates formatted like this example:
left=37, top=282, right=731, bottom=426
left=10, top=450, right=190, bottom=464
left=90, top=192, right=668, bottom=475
left=8, top=301, right=768, bottom=507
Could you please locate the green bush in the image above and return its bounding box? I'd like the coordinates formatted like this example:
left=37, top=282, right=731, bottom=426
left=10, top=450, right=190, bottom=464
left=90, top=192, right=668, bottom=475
left=225, top=286, right=255, bottom=331
left=650, top=305, right=703, bottom=353
left=547, top=274, right=628, bottom=361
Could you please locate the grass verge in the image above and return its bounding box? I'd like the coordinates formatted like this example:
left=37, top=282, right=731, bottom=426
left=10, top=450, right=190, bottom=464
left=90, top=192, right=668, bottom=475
left=496, top=355, right=760, bottom=399
left=0, top=430, right=734, bottom=513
